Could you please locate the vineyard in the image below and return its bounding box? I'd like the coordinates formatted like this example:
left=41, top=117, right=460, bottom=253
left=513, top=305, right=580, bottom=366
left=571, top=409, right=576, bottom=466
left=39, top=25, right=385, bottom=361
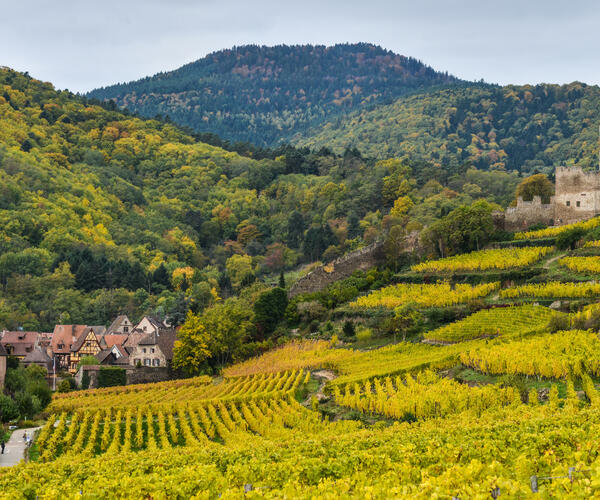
left=6, top=220, right=600, bottom=498
left=333, top=370, right=522, bottom=419
left=422, top=305, right=560, bottom=343
left=515, top=216, right=600, bottom=240
left=411, top=246, right=552, bottom=273
left=460, top=330, right=600, bottom=378
left=558, top=256, right=600, bottom=274
left=500, top=281, right=600, bottom=299
left=349, top=282, right=499, bottom=309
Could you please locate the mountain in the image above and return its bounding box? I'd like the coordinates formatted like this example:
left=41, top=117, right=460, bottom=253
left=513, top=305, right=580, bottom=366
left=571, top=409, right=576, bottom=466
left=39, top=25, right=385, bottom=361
left=296, top=82, right=600, bottom=175
left=87, top=43, right=461, bottom=146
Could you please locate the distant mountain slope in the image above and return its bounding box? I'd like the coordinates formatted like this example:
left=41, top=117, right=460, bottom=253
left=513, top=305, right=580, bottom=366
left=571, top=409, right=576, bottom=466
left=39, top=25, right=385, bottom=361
left=295, top=83, right=600, bottom=174
left=87, top=43, right=461, bottom=146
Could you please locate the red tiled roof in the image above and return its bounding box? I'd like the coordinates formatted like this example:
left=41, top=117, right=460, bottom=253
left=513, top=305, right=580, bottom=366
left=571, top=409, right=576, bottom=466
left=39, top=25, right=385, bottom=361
left=0, top=331, right=39, bottom=357
left=102, top=334, right=128, bottom=349
left=51, top=325, right=87, bottom=354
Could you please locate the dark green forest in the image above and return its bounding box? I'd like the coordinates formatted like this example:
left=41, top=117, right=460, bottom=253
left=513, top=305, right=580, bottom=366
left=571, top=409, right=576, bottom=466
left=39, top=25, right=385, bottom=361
left=87, top=43, right=460, bottom=146
left=88, top=44, right=600, bottom=176
left=298, top=83, right=600, bottom=175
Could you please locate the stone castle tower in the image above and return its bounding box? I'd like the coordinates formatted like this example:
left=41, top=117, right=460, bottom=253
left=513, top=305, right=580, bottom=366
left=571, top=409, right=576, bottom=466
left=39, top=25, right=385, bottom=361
left=503, top=166, right=600, bottom=231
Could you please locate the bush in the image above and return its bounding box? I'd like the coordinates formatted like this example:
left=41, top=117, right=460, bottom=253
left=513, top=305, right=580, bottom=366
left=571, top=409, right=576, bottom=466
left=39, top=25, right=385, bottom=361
left=356, top=327, right=373, bottom=342
left=342, top=320, right=356, bottom=338
left=556, top=227, right=587, bottom=250
left=78, top=356, right=98, bottom=368
left=15, top=392, right=41, bottom=419
left=97, top=368, right=126, bottom=388
left=499, top=374, right=529, bottom=403
left=57, top=379, right=71, bottom=393
left=81, top=370, right=91, bottom=390
left=0, top=394, right=19, bottom=422
left=548, top=314, right=571, bottom=333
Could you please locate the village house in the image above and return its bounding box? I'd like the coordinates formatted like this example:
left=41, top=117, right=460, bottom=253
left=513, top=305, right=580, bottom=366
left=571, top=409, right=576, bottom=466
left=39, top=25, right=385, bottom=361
left=129, top=329, right=176, bottom=368
left=0, top=331, right=40, bottom=358
left=69, top=326, right=103, bottom=374
left=96, top=344, right=130, bottom=366
left=106, top=315, right=134, bottom=334
left=100, top=333, right=128, bottom=350
left=134, top=315, right=167, bottom=335
left=22, top=347, right=53, bottom=374
left=51, top=325, right=87, bottom=370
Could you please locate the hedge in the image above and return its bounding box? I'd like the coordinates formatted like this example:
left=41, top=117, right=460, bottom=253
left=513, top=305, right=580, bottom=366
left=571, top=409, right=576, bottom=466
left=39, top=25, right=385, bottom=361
left=97, top=367, right=126, bottom=388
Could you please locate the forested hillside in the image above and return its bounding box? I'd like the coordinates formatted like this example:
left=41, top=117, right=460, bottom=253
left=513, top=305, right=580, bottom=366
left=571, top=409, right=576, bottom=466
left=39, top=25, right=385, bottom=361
left=0, top=67, right=523, bottom=336
left=87, top=43, right=459, bottom=146
left=297, top=83, right=600, bottom=174
left=88, top=44, right=600, bottom=176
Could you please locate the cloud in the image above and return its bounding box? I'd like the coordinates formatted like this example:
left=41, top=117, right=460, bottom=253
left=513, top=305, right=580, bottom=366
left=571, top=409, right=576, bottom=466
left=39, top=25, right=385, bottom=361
left=0, top=0, right=598, bottom=92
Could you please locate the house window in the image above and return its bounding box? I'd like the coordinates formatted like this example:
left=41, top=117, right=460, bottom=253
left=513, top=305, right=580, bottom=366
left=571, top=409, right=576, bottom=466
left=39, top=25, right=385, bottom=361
left=142, top=348, right=146, bottom=353
left=134, top=358, right=140, bottom=365
left=124, top=326, right=129, bottom=333
left=144, top=359, right=151, bottom=366
left=143, top=326, right=147, bottom=331
left=152, top=359, right=160, bottom=367
left=150, top=348, right=155, bottom=353
left=577, top=201, right=581, bottom=207
left=566, top=201, right=570, bottom=207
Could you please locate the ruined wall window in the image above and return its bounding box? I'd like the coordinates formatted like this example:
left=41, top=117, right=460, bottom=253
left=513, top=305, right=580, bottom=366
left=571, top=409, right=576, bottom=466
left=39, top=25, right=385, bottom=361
left=577, top=201, right=581, bottom=207
left=566, top=201, right=570, bottom=207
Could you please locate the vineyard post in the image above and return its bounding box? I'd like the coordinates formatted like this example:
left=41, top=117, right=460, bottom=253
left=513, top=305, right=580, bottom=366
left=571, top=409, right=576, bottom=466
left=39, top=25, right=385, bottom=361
left=530, top=475, right=538, bottom=493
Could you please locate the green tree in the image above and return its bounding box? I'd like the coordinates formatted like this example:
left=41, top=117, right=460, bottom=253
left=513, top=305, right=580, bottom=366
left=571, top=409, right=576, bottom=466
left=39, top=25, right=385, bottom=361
left=225, top=254, right=255, bottom=290
left=422, top=200, right=498, bottom=256
left=172, top=311, right=211, bottom=375
left=0, top=394, right=19, bottom=423
left=253, top=287, right=288, bottom=338
left=515, top=174, right=554, bottom=204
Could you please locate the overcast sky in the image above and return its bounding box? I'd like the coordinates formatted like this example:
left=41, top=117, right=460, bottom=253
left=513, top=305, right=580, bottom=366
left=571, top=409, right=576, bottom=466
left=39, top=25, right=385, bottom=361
left=1, top=0, right=599, bottom=93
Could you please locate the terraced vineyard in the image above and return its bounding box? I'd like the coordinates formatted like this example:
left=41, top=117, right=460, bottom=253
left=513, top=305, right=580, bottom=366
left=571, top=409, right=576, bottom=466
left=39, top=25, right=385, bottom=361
left=460, top=330, right=600, bottom=378
left=411, top=246, right=552, bottom=273
left=7, top=225, right=600, bottom=498
left=349, top=282, right=499, bottom=309
left=515, top=216, right=600, bottom=240
left=558, top=256, right=600, bottom=274
left=500, top=281, right=600, bottom=299
left=422, top=305, right=561, bottom=343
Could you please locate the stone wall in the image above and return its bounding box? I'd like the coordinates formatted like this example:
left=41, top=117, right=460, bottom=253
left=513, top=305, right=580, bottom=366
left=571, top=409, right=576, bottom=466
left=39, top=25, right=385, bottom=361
left=288, top=241, right=385, bottom=298
left=126, top=366, right=171, bottom=385
left=554, top=166, right=600, bottom=224
left=503, top=196, right=555, bottom=232
left=74, top=364, right=171, bottom=388
left=288, top=232, right=422, bottom=298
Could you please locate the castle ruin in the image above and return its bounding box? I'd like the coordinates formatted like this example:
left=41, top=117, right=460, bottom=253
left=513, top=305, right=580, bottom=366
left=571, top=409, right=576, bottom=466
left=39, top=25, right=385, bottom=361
left=503, top=166, right=600, bottom=232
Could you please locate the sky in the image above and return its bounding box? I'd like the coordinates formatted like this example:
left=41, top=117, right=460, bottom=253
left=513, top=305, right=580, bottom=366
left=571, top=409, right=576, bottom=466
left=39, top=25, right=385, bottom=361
left=1, top=0, right=599, bottom=93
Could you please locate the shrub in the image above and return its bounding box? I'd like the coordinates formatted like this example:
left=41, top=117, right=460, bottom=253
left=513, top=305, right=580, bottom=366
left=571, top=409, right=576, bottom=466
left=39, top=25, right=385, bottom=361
left=57, top=379, right=71, bottom=393
left=342, top=320, right=356, bottom=338
left=556, top=227, right=587, bottom=250
left=78, top=356, right=98, bottom=368
left=81, top=371, right=91, bottom=390
left=548, top=314, right=571, bottom=333
left=97, top=368, right=126, bottom=388
left=0, top=394, right=19, bottom=422
left=356, top=328, right=373, bottom=342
